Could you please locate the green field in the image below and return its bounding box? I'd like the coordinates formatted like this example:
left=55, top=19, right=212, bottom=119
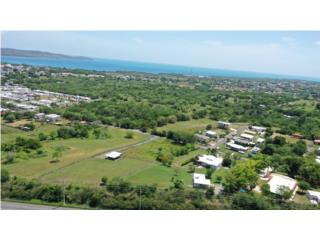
left=1, top=122, right=206, bottom=188
left=157, top=118, right=216, bottom=133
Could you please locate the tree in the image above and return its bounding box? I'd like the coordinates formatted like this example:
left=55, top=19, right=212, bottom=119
left=260, top=182, right=270, bottom=196
left=222, top=152, right=232, bottom=167
left=206, top=168, right=214, bottom=179
left=293, top=140, right=307, bottom=156
left=125, top=131, right=134, bottom=139
left=205, top=187, right=215, bottom=199
left=206, top=124, right=212, bottom=130
left=4, top=152, right=15, bottom=164
left=188, top=164, right=195, bottom=173
left=51, top=147, right=63, bottom=162
left=231, top=192, right=271, bottom=210
left=273, top=136, right=286, bottom=146
left=1, top=169, right=10, bottom=183
left=277, top=186, right=293, bottom=201
left=4, top=113, right=16, bottom=123
left=298, top=181, right=310, bottom=192
left=101, top=176, right=108, bottom=186
left=223, top=161, right=259, bottom=194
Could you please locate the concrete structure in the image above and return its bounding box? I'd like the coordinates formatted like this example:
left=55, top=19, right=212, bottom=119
left=306, top=190, right=320, bottom=204
left=34, top=112, right=45, bottom=121
left=205, top=130, right=217, bottom=138
left=192, top=173, right=211, bottom=188
left=267, top=174, right=298, bottom=198
left=45, top=114, right=61, bottom=122
left=240, top=133, right=254, bottom=141
left=244, top=130, right=256, bottom=136
left=250, top=126, right=267, bottom=134
left=226, top=142, right=249, bottom=152
left=256, top=138, right=265, bottom=145
left=195, top=134, right=210, bottom=143
left=218, top=121, right=230, bottom=129
left=197, top=154, right=223, bottom=169
left=105, top=151, right=122, bottom=160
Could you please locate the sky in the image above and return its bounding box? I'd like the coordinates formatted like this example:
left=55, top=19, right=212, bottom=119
left=1, top=31, right=320, bottom=78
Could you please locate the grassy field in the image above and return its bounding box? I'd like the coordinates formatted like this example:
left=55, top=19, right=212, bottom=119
left=39, top=138, right=204, bottom=188
left=1, top=123, right=150, bottom=180
left=2, top=122, right=206, bottom=188
left=157, top=118, right=216, bottom=133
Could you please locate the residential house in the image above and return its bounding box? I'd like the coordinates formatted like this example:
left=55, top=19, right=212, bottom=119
left=267, top=174, right=298, bottom=199
left=192, top=173, right=211, bottom=188
left=45, top=114, right=61, bottom=122
left=197, top=154, right=223, bottom=169
left=218, top=121, right=230, bottom=130
left=205, top=130, right=217, bottom=138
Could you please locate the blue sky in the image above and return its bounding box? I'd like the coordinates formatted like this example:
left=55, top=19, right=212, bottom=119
left=2, top=31, right=320, bottom=78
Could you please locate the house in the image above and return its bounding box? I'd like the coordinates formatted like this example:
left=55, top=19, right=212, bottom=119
left=205, top=130, right=217, bottom=138
left=233, top=137, right=254, bottom=147
left=226, top=142, right=249, bottom=152
left=197, top=154, right=223, bottom=169
left=218, top=121, right=230, bottom=129
left=195, top=134, right=210, bottom=143
left=267, top=174, right=298, bottom=199
left=292, top=133, right=303, bottom=139
left=306, top=190, right=320, bottom=204
left=105, top=151, right=122, bottom=160
left=256, top=138, right=265, bottom=145
left=250, top=126, right=267, bottom=134
left=244, top=130, right=256, bottom=136
left=34, top=112, right=45, bottom=121
left=314, top=139, right=320, bottom=145
left=192, top=173, right=211, bottom=188
left=45, top=114, right=61, bottom=122
left=240, top=133, right=254, bottom=141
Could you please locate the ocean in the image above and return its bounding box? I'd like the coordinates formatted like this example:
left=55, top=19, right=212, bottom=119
left=1, top=55, right=319, bottom=82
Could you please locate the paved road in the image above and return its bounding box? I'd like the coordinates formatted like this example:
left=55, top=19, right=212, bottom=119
left=1, top=201, right=74, bottom=210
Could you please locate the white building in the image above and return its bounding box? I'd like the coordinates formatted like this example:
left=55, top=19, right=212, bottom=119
left=105, top=151, right=122, bottom=160
left=197, top=154, right=223, bottom=169
left=244, top=130, right=256, bottom=136
left=34, top=112, right=45, bottom=121
left=256, top=138, right=265, bottom=145
left=267, top=174, right=298, bottom=198
left=45, top=114, right=61, bottom=122
left=240, top=133, right=255, bottom=141
left=226, top=142, right=249, bottom=152
left=205, top=130, right=217, bottom=138
left=192, top=173, right=211, bottom=188
left=306, top=190, right=320, bottom=204
left=251, top=126, right=267, bottom=134
left=218, top=121, right=230, bottom=129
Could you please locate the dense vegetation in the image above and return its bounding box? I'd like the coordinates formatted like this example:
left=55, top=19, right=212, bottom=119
left=4, top=69, right=320, bottom=140
left=1, top=171, right=318, bottom=210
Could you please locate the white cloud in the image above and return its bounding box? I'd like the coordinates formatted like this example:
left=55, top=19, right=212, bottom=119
left=315, top=41, right=320, bottom=45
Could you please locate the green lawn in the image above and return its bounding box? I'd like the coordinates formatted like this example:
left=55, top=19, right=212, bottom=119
left=36, top=137, right=202, bottom=188
left=157, top=118, right=216, bottom=133
left=1, top=124, right=150, bottom=180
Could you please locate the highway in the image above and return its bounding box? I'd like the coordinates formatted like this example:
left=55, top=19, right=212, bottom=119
left=1, top=201, right=75, bottom=210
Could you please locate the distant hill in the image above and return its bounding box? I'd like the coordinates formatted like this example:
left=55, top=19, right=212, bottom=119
left=1, top=48, right=92, bottom=60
